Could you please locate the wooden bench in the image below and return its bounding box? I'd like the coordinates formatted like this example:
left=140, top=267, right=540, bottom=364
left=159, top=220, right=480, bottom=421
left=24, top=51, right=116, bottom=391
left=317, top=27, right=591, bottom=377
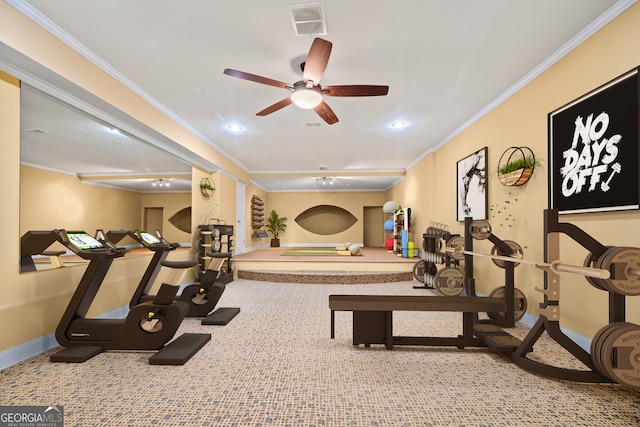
left=329, top=294, right=521, bottom=351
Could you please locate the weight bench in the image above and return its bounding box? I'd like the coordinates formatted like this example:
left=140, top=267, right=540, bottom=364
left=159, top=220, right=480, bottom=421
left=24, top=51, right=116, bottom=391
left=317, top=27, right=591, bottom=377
left=329, top=294, right=521, bottom=351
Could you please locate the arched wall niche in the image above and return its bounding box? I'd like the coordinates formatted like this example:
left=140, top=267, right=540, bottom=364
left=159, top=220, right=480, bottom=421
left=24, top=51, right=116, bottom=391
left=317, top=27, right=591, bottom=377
left=294, top=205, right=358, bottom=235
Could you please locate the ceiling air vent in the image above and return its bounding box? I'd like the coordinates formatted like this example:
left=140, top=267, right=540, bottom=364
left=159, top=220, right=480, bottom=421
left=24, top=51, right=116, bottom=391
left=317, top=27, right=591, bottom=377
left=288, top=2, right=327, bottom=36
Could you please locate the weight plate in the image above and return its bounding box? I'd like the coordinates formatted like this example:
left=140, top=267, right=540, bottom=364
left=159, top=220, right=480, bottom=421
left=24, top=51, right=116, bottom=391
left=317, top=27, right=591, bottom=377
left=213, top=239, right=222, bottom=252
left=413, top=260, right=426, bottom=283
left=433, top=267, right=465, bottom=296
left=583, top=249, right=610, bottom=291
left=490, top=240, right=524, bottom=268
left=446, top=236, right=465, bottom=261
left=595, top=247, right=617, bottom=293
left=598, top=247, right=640, bottom=296
left=600, top=323, right=640, bottom=389
left=486, top=286, right=527, bottom=322
left=591, top=322, right=629, bottom=376
left=413, top=260, right=437, bottom=284
left=469, top=219, right=492, bottom=240
left=213, top=228, right=221, bottom=239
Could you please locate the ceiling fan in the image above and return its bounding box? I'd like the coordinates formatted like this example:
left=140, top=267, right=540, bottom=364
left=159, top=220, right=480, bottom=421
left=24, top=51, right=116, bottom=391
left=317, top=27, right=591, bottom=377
left=223, top=38, right=389, bottom=125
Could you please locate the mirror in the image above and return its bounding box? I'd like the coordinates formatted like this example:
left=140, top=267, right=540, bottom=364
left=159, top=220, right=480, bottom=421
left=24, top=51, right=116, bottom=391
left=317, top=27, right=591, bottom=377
left=19, top=84, right=193, bottom=272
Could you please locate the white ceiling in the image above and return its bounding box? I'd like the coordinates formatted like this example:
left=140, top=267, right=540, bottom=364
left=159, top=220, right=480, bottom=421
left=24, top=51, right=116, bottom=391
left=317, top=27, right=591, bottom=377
left=6, top=0, right=632, bottom=192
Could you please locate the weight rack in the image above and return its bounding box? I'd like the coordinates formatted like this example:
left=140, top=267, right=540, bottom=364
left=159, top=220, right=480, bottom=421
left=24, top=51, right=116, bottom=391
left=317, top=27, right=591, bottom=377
left=413, top=225, right=459, bottom=290
left=461, top=217, right=519, bottom=328
left=511, top=209, right=632, bottom=385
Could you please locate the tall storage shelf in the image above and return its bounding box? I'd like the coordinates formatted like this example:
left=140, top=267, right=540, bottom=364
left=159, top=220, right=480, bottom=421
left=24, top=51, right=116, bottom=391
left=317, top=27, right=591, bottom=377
left=196, top=224, right=234, bottom=284
left=393, top=207, right=412, bottom=257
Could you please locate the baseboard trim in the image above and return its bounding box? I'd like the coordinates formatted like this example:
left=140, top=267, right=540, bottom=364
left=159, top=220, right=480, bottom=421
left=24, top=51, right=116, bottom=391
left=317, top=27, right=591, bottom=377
left=518, top=312, right=590, bottom=352
left=0, top=305, right=128, bottom=370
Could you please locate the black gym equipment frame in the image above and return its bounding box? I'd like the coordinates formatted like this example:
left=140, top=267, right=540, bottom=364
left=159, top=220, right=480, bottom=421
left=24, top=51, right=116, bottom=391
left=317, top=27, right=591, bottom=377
left=105, top=230, right=239, bottom=325
left=510, top=209, right=614, bottom=383
left=21, top=230, right=210, bottom=365
left=330, top=211, right=631, bottom=386
left=330, top=216, right=524, bottom=353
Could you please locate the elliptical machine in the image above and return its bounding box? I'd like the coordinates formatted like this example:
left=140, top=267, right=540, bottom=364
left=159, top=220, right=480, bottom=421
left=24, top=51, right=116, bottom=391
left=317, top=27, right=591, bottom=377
left=21, top=229, right=211, bottom=365
left=106, top=230, right=239, bottom=325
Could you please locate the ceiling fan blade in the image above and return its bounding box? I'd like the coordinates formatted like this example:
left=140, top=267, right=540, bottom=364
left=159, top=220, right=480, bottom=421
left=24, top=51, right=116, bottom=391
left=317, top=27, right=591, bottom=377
left=323, top=85, right=389, bottom=97
left=256, top=97, right=293, bottom=116
left=313, top=101, right=339, bottom=125
left=303, top=38, right=332, bottom=85
left=223, top=68, right=290, bottom=89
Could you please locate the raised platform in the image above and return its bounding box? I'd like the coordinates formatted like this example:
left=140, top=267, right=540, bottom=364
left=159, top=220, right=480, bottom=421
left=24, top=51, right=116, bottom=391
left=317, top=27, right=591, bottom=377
left=233, top=247, right=417, bottom=284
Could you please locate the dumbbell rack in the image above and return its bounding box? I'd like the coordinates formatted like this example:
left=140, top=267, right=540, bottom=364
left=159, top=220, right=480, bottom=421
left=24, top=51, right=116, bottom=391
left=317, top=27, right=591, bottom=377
left=413, top=229, right=459, bottom=290
left=510, top=209, right=622, bottom=384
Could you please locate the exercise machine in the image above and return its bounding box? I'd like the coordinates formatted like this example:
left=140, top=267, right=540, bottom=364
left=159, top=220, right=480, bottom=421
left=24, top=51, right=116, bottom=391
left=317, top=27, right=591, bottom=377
left=330, top=211, right=640, bottom=390
left=106, top=230, right=240, bottom=325
left=21, top=229, right=211, bottom=365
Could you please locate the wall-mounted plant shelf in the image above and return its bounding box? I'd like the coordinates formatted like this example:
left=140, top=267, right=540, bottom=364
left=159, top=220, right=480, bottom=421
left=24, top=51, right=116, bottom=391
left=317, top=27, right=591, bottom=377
left=251, top=195, right=265, bottom=230
left=200, top=177, right=215, bottom=198
left=497, top=146, right=537, bottom=187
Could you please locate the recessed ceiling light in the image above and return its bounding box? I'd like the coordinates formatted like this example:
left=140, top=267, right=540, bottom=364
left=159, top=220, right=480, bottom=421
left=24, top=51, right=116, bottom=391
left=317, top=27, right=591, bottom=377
left=390, top=120, right=407, bottom=129
left=228, top=123, right=243, bottom=132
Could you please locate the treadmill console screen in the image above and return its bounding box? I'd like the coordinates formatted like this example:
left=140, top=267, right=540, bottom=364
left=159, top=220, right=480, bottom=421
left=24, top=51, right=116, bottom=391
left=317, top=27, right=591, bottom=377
left=67, top=232, right=104, bottom=251
left=140, top=231, right=162, bottom=245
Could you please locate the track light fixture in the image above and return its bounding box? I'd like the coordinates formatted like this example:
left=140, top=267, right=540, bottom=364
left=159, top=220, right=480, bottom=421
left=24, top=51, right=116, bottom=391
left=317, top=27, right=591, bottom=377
left=152, top=178, right=170, bottom=187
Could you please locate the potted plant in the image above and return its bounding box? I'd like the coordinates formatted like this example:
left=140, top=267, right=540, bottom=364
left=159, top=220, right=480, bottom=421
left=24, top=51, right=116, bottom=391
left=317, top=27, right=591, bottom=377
left=265, top=210, right=287, bottom=247
left=497, top=147, right=539, bottom=186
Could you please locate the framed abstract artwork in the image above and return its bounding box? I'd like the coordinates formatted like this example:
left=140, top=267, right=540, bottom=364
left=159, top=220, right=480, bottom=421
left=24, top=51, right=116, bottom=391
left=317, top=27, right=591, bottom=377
left=457, top=147, right=487, bottom=221
left=549, top=67, right=639, bottom=214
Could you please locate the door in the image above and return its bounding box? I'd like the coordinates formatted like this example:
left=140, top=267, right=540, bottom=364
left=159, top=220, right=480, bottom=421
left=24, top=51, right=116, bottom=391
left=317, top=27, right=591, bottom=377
left=363, top=206, right=384, bottom=247
left=235, top=180, right=246, bottom=254
left=144, top=207, right=163, bottom=234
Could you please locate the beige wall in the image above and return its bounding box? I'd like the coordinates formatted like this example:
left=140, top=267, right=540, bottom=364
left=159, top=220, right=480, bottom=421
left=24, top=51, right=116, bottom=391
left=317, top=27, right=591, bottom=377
left=20, top=165, right=143, bottom=236
left=265, top=191, right=388, bottom=245
left=386, top=4, right=640, bottom=338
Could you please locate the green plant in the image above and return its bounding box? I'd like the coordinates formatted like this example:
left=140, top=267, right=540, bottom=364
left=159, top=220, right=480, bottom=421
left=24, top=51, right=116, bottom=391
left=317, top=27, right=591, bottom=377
left=497, top=156, right=539, bottom=175
left=200, top=182, right=215, bottom=191
left=265, top=210, right=287, bottom=240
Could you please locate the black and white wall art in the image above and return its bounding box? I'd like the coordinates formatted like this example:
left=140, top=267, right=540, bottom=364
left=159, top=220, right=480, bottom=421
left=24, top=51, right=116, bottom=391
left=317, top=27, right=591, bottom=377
left=549, top=67, right=639, bottom=214
left=457, top=147, right=487, bottom=221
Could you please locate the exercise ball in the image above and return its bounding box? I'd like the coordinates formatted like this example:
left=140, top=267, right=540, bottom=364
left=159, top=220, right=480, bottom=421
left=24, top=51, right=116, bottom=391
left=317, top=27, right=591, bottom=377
left=383, top=201, right=399, bottom=214
left=383, top=219, right=394, bottom=232
left=348, top=244, right=362, bottom=256
left=384, top=237, right=394, bottom=251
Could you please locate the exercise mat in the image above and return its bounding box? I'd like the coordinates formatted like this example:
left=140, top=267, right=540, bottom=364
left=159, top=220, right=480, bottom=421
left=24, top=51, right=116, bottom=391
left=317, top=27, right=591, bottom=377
left=280, top=247, right=361, bottom=256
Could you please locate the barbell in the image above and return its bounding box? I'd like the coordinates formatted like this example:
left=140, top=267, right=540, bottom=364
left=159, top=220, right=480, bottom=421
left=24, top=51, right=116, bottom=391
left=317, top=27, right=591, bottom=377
left=444, top=244, right=611, bottom=279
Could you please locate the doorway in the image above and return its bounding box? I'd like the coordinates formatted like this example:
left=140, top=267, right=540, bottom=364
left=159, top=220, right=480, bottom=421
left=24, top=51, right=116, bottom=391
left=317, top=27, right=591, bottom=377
left=235, top=180, right=246, bottom=254
left=144, top=207, right=163, bottom=234
left=363, top=206, right=384, bottom=247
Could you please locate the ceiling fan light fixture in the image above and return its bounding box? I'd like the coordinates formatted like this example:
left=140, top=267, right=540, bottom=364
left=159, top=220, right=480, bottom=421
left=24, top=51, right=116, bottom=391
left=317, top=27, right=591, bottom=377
left=291, top=82, right=322, bottom=109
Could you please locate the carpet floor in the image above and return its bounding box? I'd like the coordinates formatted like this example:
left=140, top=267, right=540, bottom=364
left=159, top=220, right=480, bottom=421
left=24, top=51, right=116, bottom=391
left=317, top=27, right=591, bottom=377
left=1, top=279, right=638, bottom=426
